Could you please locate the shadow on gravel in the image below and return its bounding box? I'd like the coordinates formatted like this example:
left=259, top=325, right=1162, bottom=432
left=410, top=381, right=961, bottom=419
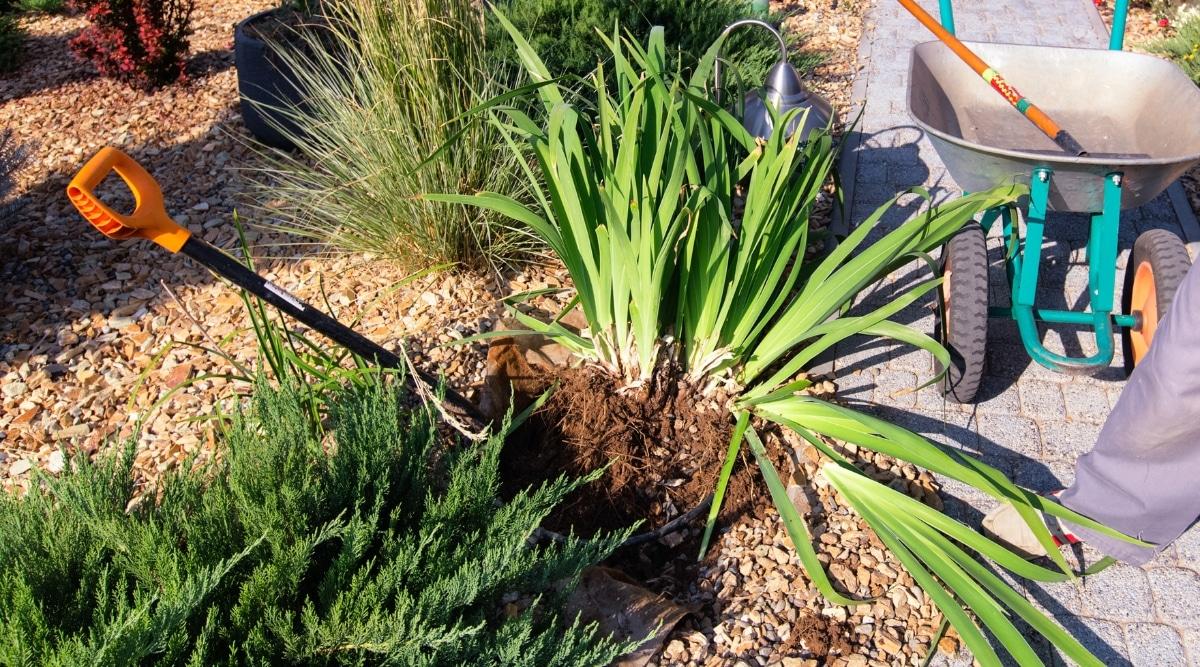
left=187, top=48, right=237, bottom=79
left=0, top=109, right=299, bottom=364
left=0, top=29, right=94, bottom=103
left=1, top=31, right=236, bottom=104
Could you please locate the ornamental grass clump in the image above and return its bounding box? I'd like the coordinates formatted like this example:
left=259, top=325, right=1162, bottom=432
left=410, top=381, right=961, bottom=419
left=0, top=380, right=632, bottom=665
left=248, top=0, right=536, bottom=272
left=433, top=14, right=1150, bottom=665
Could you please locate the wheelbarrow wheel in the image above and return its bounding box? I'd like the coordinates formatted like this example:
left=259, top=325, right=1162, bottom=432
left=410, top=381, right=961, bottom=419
left=936, top=222, right=988, bottom=403
left=1122, top=229, right=1190, bottom=376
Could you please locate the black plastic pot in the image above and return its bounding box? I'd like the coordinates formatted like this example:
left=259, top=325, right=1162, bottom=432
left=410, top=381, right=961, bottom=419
left=234, top=9, right=307, bottom=150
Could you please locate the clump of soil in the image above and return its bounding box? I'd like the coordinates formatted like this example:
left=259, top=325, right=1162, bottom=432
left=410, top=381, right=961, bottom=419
left=499, top=361, right=951, bottom=664
left=501, top=363, right=782, bottom=539
left=781, top=611, right=856, bottom=659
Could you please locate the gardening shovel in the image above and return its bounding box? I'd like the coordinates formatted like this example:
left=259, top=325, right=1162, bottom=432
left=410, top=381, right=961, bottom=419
left=65, top=147, right=487, bottom=431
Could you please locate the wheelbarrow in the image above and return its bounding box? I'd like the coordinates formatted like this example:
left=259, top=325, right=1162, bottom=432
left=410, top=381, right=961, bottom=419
left=906, top=0, right=1200, bottom=402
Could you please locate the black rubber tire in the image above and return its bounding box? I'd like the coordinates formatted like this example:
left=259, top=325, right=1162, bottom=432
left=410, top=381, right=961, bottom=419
left=936, top=222, right=989, bottom=403
left=1121, top=229, right=1191, bottom=376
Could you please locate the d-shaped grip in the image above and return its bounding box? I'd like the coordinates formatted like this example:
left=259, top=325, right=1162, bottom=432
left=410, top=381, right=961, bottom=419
left=66, top=147, right=191, bottom=253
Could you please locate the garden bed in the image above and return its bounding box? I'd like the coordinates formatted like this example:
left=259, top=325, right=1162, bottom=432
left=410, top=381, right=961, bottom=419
left=499, top=359, right=950, bottom=666
left=0, top=0, right=967, bottom=664
left=0, top=0, right=861, bottom=486
left=658, top=440, right=948, bottom=667
left=0, top=0, right=537, bottom=489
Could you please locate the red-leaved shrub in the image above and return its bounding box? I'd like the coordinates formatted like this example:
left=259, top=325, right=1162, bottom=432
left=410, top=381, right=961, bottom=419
left=69, top=0, right=195, bottom=90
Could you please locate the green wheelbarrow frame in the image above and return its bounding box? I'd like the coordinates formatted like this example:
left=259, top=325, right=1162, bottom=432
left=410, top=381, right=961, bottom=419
left=935, top=0, right=1131, bottom=52
left=977, top=169, right=1135, bottom=373
left=911, top=0, right=1200, bottom=378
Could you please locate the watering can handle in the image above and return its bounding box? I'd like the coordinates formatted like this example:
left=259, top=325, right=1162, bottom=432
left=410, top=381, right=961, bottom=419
left=66, top=147, right=192, bottom=253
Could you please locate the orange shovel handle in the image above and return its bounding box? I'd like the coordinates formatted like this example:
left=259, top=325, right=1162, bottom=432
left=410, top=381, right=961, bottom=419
left=66, top=148, right=191, bottom=253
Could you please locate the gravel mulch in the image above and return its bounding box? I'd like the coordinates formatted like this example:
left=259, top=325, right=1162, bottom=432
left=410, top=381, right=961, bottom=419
left=1096, top=0, right=1174, bottom=47
left=0, top=0, right=961, bottom=664
left=0, top=0, right=528, bottom=490
left=782, top=0, right=864, bottom=122
left=649, top=432, right=952, bottom=667
left=3, top=1, right=267, bottom=488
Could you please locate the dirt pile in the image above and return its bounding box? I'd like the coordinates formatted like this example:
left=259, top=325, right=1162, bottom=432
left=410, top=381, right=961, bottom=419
left=502, top=364, right=764, bottom=537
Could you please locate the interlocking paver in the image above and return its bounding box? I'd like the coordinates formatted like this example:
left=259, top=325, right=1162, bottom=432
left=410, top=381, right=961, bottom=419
left=1018, top=380, right=1067, bottom=419
left=1038, top=420, right=1103, bottom=463
left=1106, top=385, right=1125, bottom=410
left=1148, top=568, right=1200, bottom=629
left=965, top=376, right=1023, bottom=415
left=1025, top=579, right=1085, bottom=617
left=904, top=407, right=979, bottom=453
left=914, top=382, right=957, bottom=414
left=1181, top=629, right=1200, bottom=665
left=835, top=335, right=893, bottom=376
left=937, top=475, right=999, bottom=525
left=1124, top=623, right=1188, bottom=666
left=842, top=0, right=1199, bottom=659
left=833, top=367, right=876, bottom=403
left=1079, top=564, right=1155, bottom=622
left=1175, top=529, right=1200, bottom=571
left=1013, top=456, right=1078, bottom=493
left=888, top=345, right=934, bottom=375
left=1062, top=382, right=1114, bottom=423
left=872, top=368, right=918, bottom=409
left=1050, top=616, right=1128, bottom=665
left=974, top=414, right=1041, bottom=462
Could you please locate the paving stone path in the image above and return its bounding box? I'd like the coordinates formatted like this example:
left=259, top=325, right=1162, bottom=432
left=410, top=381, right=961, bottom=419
left=839, top=1, right=1200, bottom=664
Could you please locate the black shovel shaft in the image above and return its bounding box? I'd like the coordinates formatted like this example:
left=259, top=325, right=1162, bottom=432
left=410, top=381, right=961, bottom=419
left=180, top=237, right=485, bottom=426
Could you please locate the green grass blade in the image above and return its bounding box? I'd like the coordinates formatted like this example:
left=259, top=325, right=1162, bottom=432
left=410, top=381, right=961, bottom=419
left=905, top=517, right=1106, bottom=667
left=745, top=428, right=871, bottom=606
left=698, top=411, right=750, bottom=559
left=829, top=469, right=1004, bottom=667
left=488, top=6, right=565, bottom=110
left=831, top=464, right=1071, bottom=582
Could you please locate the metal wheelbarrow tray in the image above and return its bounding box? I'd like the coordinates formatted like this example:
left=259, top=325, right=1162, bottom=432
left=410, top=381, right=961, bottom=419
left=909, top=40, right=1200, bottom=212
left=904, top=39, right=1200, bottom=401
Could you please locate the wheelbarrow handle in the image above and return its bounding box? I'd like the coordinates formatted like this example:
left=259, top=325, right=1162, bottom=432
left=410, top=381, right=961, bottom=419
left=66, top=147, right=192, bottom=253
